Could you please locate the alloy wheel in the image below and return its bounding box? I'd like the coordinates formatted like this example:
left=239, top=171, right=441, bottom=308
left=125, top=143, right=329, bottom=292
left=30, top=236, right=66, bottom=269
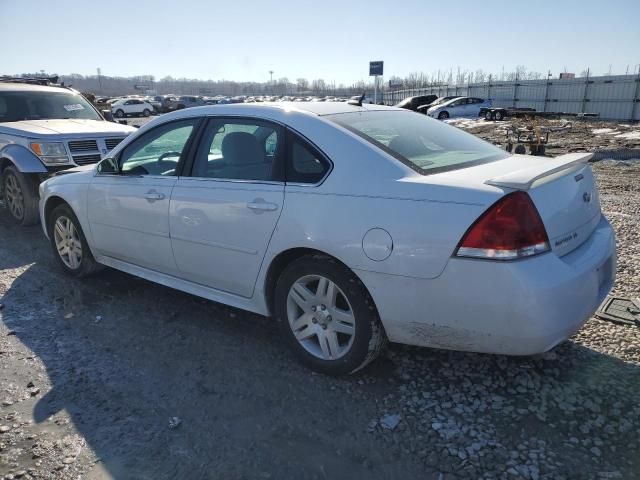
left=53, top=216, right=83, bottom=269
left=286, top=274, right=356, bottom=360
left=4, top=173, right=24, bottom=221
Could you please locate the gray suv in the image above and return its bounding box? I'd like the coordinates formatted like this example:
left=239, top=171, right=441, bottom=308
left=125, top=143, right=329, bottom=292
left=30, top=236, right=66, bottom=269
left=0, top=79, right=135, bottom=225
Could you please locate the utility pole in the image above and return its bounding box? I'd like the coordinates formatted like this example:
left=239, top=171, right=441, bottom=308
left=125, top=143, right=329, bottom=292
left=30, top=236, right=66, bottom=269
left=96, top=67, right=103, bottom=92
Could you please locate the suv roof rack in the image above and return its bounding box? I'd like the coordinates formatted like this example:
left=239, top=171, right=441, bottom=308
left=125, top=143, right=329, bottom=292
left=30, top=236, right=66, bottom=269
left=0, top=75, right=63, bottom=87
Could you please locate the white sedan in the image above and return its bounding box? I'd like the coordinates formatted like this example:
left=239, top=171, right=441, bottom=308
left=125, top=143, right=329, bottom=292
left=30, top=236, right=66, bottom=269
left=110, top=98, right=154, bottom=118
left=427, top=96, right=492, bottom=120
left=38, top=103, right=616, bottom=375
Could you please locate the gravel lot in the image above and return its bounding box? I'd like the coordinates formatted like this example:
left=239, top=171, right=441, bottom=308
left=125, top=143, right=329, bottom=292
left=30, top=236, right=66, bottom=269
left=1, top=115, right=639, bottom=479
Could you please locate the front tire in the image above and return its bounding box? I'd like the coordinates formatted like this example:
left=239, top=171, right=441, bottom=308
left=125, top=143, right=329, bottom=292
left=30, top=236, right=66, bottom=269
left=47, top=204, right=102, bottom=277
left=437, top=111, right=449, bottom=120
left=2, top=166, right=39, bottom=226
left=274, top=254, right=386, bottom=375
left=143, top=109, right=151, bottom=117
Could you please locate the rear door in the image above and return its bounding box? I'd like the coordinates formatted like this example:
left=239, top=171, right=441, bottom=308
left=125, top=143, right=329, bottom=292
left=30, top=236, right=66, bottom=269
left=88, top=118, right=201, bottom=274
left=169, top=117, right=285, bottom=297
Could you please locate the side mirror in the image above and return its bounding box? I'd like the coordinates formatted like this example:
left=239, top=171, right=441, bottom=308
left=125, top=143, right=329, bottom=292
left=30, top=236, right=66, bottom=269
left=102, top=109, right=115, bottom=122
left=97, top=157, right=118, bottom=174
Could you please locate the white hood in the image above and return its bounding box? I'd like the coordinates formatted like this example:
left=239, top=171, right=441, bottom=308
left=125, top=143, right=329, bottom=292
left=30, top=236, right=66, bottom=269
left=0, top=119, right=136, bottom=137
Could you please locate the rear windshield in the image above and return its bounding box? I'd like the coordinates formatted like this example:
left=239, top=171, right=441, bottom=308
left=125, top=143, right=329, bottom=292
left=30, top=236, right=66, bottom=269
left=0, top=90, right=102, bottom=123
left=325, top=110, right=507, bottom=175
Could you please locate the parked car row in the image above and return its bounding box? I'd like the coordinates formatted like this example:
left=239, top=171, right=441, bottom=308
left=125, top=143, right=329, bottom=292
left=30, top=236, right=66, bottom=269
left=396, top=95, right=492, bottom=119
left=98, top=94, right=364, bottom=118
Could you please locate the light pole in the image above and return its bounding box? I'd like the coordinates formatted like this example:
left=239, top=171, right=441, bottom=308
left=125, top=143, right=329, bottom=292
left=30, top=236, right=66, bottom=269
left=269, top=70, right=274, bottom=94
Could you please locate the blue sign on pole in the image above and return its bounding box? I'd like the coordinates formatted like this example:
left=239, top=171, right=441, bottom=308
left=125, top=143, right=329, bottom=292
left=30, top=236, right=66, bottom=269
left=369, top=61, right=384, bottom=76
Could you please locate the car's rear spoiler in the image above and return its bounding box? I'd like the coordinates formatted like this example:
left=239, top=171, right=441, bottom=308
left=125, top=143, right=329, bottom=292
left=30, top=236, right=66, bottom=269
left=484, top=152, right=593, bottom=191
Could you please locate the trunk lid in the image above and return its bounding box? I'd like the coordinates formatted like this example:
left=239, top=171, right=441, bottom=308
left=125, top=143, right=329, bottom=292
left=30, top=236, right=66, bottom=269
left=431, top=153, right=601, bottom=257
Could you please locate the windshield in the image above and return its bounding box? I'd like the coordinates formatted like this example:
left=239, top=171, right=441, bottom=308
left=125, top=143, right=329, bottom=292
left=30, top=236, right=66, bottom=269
left=326, top=110, right=508, bottom=175
left=432, top=96, right=457, bottom=106
left=0, top=90, right=102, bottom=122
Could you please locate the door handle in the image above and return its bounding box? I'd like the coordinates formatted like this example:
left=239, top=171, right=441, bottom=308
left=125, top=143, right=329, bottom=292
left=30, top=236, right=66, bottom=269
left=144, top=190, right=165, bottom=202
left=247, top=199, right=278, bottom=212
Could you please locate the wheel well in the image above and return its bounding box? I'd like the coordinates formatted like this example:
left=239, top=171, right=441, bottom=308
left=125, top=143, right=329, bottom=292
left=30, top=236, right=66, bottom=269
left=43, top=196, right=68, bottom=229
left=263, top=247, right=379, bottom=319
left=0, top=158, right=11, bottom=174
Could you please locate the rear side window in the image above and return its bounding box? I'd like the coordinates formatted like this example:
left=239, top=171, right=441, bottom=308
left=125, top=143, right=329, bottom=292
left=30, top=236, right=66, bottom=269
left=286, top=132, right=330, bottom=184
left=326, top=110, right=507, bottom=175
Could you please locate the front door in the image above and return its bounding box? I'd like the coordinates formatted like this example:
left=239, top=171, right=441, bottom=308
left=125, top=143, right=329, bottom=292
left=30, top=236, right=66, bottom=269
left=169, top=117, right=284, bottom=297
left=88, top=118, right=200, bottom=275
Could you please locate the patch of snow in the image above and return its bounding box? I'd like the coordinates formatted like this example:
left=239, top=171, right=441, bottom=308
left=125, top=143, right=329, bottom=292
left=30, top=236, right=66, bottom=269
left=614, top=131, right=640, bottom=140
left=591, top=128, right=618, bottom=135
left=598, top=158, right=640, bottom=166
left=444, top=117, right=489, bottom=129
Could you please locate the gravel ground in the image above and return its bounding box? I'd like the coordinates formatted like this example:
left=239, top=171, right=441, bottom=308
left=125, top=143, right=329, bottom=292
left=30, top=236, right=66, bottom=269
left=0, top=117, right=639, bottom=480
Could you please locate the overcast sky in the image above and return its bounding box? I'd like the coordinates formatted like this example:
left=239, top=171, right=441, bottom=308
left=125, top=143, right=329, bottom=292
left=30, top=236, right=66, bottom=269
left=1, top=0, right=639, bottom=83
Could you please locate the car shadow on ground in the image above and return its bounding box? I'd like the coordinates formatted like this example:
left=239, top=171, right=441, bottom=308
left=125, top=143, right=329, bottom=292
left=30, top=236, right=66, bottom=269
left=0, top=223, right=431, bottom=479
left=1, top=213, right=639, bottom=479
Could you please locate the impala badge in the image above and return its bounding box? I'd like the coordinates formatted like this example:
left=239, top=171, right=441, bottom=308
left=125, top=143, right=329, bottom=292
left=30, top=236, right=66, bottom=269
left=583, top=192, right=592, bottom=203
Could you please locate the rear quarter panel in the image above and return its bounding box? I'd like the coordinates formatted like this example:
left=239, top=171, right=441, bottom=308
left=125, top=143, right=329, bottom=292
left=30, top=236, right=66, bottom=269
left=267, top=187, right=490, bottom=280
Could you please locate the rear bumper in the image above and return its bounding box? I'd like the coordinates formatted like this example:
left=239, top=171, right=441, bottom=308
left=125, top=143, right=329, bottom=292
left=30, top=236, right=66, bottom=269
left=357, top=215, right=616, bottom=355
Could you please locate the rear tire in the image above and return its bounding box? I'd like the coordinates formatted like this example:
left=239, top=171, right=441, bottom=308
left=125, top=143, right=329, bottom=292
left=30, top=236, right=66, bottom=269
left=47, top=203, right=102, bottom=278
left=514, top=144, right=526, bottom=155
left=2, top=166, right=39, bottom=226
left=484, top=110, right=493, bottom=120
left=274, top=254, right=386, bottom=375
left=115, top=109, right=124, bottom=118
left=437, top=111, right=449, bottom=120
left=494, top=110, right=504, bottom=121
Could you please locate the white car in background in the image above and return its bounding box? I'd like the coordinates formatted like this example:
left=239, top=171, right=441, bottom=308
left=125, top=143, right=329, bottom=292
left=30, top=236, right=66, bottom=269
left=427, top=96, right=492, bottom=120
left=38, top=103, right=615, bottom=375
left=110, top=98, right=154, bottom=118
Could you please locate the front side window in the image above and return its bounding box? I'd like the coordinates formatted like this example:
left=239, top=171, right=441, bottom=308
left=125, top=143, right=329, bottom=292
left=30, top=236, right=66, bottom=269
left=326, top=110, right=507, bottom=175
left=119, top=119, right=198, bottom=176
left=0, top=90, right=102, bottom=122
left=192, top=119, right=282, bottom=181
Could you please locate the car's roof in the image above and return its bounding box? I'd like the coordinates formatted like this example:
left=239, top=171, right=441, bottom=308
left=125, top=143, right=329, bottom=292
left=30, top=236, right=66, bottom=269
left=205, top=101, right=399, bottom=116
left=439, top=96, right=467, bottom=105
left=0, top=82, right=77, bottom=94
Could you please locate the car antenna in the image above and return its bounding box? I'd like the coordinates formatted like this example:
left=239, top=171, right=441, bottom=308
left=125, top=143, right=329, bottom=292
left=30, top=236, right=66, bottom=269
left=347, top=92, right=365, bottom=107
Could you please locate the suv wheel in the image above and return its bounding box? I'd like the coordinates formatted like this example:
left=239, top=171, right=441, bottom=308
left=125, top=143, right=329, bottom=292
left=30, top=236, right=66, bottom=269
left=48, top=204, right=102, bottom=277
left=143, top=108, right=151, bottom=117
left=274, top=254, right=386, bottom=375
left=438, top=111, right=449, bottom=120
left=115, top=109, right=124, bottom=118
left=2, top=166, right=39, bottom=226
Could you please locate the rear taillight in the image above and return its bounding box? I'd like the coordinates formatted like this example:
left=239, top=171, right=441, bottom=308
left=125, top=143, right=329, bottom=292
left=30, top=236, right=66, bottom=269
left=455, top=191, right=550, bottom=260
